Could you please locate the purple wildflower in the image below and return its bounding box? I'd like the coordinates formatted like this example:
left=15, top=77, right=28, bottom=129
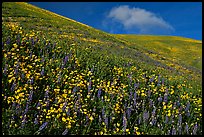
left=163, top=93, right=168, bottom=103
left=41, top=67, right=44, bottom=76
left=6, top=37, right=10, bottom=45
left=105, top=116, right=108, bottom=127
left=185, top=102, right=190, bottom=112
left=97, top=88, right=102, bottom=98
left=186, top=111, right=190, bottom=117
left=127, top=107, right=131, bottom=119
left=34, top=117, right=39, bottom=125
left=158, top=96, right=163, bottom=102
left=148, top=90, right=151, bottom=98
left=39, top=122, right=48, bottom=131
left=62, top=102, right=67, bottom=112
left=10, top=82, right=16, bottom=92
left=133, top=92, right=137, bottom=107
left=62, top=129, right=68, bottom=135
left=66, top=108, right=70, bottom=116
left=165, top=115, right=168, bottom=124
left=129, top=91, right=133, bottom=101
left=172, top=126, right=176, bottom=135
left=3, top=64, right=8, bottom=75
left=64, top=55, right=69, bottom=64
left=152, top=107, right=156, bottom=117
left=178, top=114, right=182, bottom=125
left=143, top=111, right=149, bottom=122
left=178, top=125, right=182, bottom=135
left=122, top=112, right=127, bottom=133
left=30, top=77, right=34, bottom=85
left=28, top=90, right=34, bottom=103
left=192, top=123, right=198, bottom=135
left=185, top=122, right=189, bottom=134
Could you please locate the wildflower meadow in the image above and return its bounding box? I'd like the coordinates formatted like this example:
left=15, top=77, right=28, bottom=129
left=2, top=2, right=202, bottom=135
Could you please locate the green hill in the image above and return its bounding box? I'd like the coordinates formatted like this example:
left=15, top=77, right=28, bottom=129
left=2, top=2, right=202, bottom=135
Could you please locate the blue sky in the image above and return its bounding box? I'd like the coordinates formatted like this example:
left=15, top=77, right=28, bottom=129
left=29, top=2, right=202, bottom=40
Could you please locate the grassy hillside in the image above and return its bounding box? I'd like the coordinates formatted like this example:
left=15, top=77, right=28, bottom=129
left=114, top=34, right=202, bottom=70
left=2, top=2, right=202, bottom=135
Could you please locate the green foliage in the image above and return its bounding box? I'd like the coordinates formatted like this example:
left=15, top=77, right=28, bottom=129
left=2, top=2, right=202, bottom=135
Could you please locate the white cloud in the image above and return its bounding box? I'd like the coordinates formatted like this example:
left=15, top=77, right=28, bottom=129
left=107, top=5, right=174, bottom=34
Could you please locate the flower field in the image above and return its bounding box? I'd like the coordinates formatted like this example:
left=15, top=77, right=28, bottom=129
left=2, top=2, right=202, bottom=135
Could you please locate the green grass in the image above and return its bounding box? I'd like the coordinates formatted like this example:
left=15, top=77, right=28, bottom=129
left=2, top=2, right=202, bottom=135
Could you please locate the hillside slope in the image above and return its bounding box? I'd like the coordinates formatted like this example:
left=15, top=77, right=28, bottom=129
left=114, top=34, right=202, bottom=71
left=2, top=2, right=202, bottom=135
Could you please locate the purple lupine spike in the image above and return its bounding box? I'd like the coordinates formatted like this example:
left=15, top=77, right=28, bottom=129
left=186, top=110, right=190, bottom=117
left=158, top=96, right=163, bottom=102
left=41, top=67, right=44, bottom=76
left=178, top=125, right=182, bottom=135
left=179, top=106, right=183, bottom=113
left=148, top=90, right=151, bottom=98
left=10, top=82, right=16, bottom=92
left=62, top=129, right=68, bottom=135
left=133, top=92, right=137, bottom=107
left=3, top=64, right=8, bottom=75
left=31, top=38, right=35, bottom=45
left=176, top=101, right=181, bottom=107
left=122, top=112, right=127, bottom=133
left=165, top=115, right=168, bottom=124
left=14, top=68, right=18, bottom=76
left=28, top=90, right=34, bottom=103
left=62, top=102, right=67, bottom=112
left=30, top=77, right=34, bottom=84
left=73, top=86, right=77, bottom=93
left=127, top=107, right=131, bottom=119
left=64, top=55, right=69, bottom=64
left=151, top=118, right=157, bottom=126
left=185, top=122, right=189, bottom=134
left=12, top=102, right=16, bottom=108
left=152, top=107, right=156, bottom=117
left=143, top=111, right=149, bottom=122
left=163, top=93, right=168, bottom=103
left=192, top=123, right=198, bottom=135
left=67, top=108, right=70, bottom=116
left=39, top=122, right=48, bottom=131
left=41, top=56, right=45, bottom=63
left=172, top=126, right=176, bottom=135
left=178, top=114, right=182, bottom=125
left=29, top=52, right=32, bottom=58
left=149, top=76, right=154, bottom=83
left=97, top=88, right=102, bottom=98
left=129, top=91, right=133, bottom=101
left=57, top=75, right=61, bottom=84
left=185, top=102, right=190, bottom=112
left=6, top=37, right=10, bottom=45
left=105, top=116, right=108, bottom=127
left=165, top=88, right=168, bottom=94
